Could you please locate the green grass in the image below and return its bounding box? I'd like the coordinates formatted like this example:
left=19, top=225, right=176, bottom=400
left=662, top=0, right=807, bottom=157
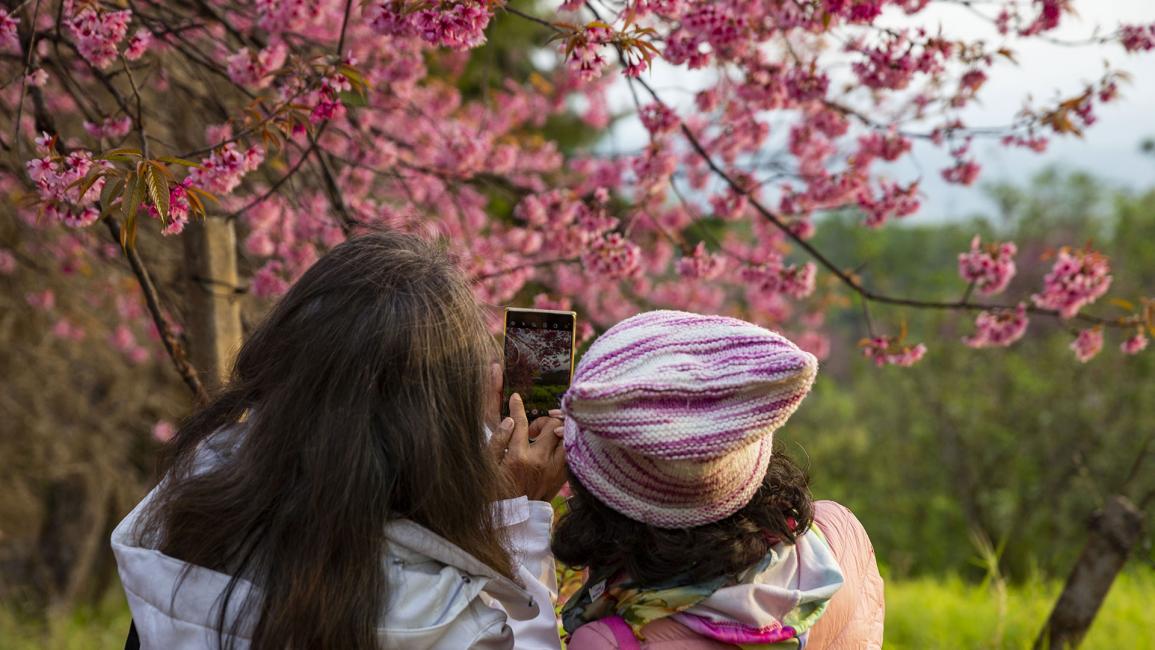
left=884, top=570, right=1155, bottom=649
left=2, top=571, right=1153, bottom=648
left=0, top=591, right=132, bottom=650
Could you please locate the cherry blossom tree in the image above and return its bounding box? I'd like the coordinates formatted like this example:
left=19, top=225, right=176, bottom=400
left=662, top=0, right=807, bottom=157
left=3, top=0, right=1153, bottom=393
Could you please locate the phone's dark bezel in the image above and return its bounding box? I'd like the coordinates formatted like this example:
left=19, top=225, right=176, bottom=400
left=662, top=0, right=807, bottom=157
left=501, top=308, right=577, bottom=420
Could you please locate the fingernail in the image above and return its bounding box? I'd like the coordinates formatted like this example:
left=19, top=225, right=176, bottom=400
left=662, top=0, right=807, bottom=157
left=511, top=393, right=521, bottom=402
left=549, top=409, right=563, bottom=417
left=500, top=417, right=514, bottom=431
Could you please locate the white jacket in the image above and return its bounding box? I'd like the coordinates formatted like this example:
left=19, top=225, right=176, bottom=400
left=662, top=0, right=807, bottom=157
left=111, top=431, right=563, bottom=649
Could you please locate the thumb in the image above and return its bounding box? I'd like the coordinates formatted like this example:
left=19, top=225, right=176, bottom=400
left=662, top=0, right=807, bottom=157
left=488, top=416, right=515, bottom=462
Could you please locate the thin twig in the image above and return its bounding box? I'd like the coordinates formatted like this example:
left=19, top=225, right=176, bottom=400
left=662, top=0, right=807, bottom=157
left=103, top=217, right=209, bottom=403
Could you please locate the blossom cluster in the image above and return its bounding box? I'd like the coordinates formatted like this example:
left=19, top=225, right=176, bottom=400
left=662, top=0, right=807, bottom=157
left=66, top=3, right=132, bottom=69
left=227, top=44, right=289, bottom=89
left=368, top=1, right=495, bottom=50
left=25, top=140, right=106, bottom=229
left=860, top=336, right=928, bottom=367
left=1120, top=24, right=1155, bottom=52
left=83, top=116, right=133, bottom=140
left=565, top=25, right=614, bottom=82
left=675, top=242, right=725, bottom=280
left=4, top=0, right=1153, bottom=377
left=1070, top=327, right=1103, bottom=363
left=958, top=236, right=1017, bottom=295
left=187, top=143, right=265, bottom=195
left=0, top=9, right=18, bottom=50
left=739, top=259, right=817, bottom=300
left=963, top=305, right=1029, bottom=349
left=1031, top=247, right=1112, bottom=319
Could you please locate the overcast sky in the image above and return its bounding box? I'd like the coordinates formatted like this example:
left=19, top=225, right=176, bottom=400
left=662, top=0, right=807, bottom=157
left=603, top=0, right=1155, bottom=221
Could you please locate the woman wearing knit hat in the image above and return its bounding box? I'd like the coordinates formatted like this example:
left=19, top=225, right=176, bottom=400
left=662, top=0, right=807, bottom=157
left=552, top=310, right=885, bottom=649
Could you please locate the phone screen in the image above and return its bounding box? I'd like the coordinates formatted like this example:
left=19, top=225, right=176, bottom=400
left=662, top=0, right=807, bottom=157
left=502, top=309, right=577, bottom=420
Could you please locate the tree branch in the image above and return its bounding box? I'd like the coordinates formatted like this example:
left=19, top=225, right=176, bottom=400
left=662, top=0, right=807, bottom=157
left=627, top=76, right=1134, bottom=330
left=103, top=217, right=209, bottom=403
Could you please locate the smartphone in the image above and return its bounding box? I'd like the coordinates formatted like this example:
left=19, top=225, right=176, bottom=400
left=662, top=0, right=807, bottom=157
left=502, top=308, right=578, bottom=420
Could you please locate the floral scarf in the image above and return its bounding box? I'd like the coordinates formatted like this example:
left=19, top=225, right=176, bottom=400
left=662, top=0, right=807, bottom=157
left=560, top=528, right=838, bottom=649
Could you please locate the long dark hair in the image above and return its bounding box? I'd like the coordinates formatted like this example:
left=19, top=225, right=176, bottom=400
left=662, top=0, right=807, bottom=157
left=136, top=231, right=512, bottom=649
left=552, top=454, right=813, bottom=585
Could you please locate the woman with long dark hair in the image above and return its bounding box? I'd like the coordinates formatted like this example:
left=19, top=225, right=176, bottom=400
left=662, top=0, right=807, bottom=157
left=112, top=232, right=567, bottom=649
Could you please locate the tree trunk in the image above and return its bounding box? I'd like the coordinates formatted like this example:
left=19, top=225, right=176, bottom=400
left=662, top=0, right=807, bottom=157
left=183, top=216, right=243, bottom=389
left=1034, top=495, right=1145, bottom=649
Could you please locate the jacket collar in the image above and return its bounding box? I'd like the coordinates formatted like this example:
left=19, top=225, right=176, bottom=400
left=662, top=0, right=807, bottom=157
left=384, top=519, right=538, bottom=620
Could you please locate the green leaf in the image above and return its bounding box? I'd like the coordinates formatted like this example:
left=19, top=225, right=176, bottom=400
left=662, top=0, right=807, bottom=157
left=121, top=172, right=138, bottom=224
left=337, top=91, right=368, bottom=108
left=75, top=171, right=105, bottom=202
left=144, top=163, right=170, bottom=222
left=125, top=211, right=139, bottom=250
left=98, top=147, right=143, bottom=162
left=1110, top=298, right=1136, bottom=312
left=338, top=65, right=368, bottom=91
left=158, top=156, right=201, bottom=168
left=100, top=176, right=125, bottom=218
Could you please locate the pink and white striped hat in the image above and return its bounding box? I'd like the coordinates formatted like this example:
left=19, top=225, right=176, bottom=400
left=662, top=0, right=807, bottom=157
left=561, top=310, right=818, bottom=529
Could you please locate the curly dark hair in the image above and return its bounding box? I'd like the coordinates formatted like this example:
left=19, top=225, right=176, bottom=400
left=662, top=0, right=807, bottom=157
left=552, top=453, right=814, bottom=586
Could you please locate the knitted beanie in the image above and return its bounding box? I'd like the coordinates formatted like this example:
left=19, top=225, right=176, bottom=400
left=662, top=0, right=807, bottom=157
left=561, top=310, right=818, bottom=529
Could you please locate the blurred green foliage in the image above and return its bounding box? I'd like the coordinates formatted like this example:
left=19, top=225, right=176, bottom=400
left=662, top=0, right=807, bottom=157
left=780, top=169, right=1155, bottom=581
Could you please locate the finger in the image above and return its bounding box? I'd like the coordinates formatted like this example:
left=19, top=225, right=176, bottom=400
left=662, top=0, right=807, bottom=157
left=488, top=416, right=515, bottom=462
left=548, top=409, right=563, bottom=418
left=540, top=445, right=569, bottom=501
left=485, top=362, right=503, bottom=431
left=507, top=393, right=531, bottom=453
left=531, top=421, right=561, bottom=456
left=528, top=416, right=553, bottom=439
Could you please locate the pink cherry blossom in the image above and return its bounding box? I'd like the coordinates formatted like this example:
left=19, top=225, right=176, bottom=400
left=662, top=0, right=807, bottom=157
left=124, top=28, right=153, bottom=61
left=1070, top=327, right=1103, bottom=363
left=583, top=233, right=641, bottom=280
left=858, top=180, right=920, bottom=227
left=25, top=68, right=48, bottom=87
left=1120, top=24, right=1155, bottom=52
left=0, top=249, right=15, bottom=275
left=66, top=4, right=132, bottom=69
left=26, top=289, right=56, bottom=311
left=0, top=10, right=18, bottom=50
left=1032, top=247, right=1112, bottom=319
left=83, top=116, right=133, bottom=140
left=227, top=43, right=288, bottom=89
left=152, top=420, right=177, bottom=443
left=795, top=331, right=831, bottom=361
left=675, top=242, right=725, bottom=280
left=861, top=336, right=927, bottom=367
left=51, top=318, right=87, bottom=342
left=1121, top=330, right=1148, bottom=355
left=251, top=260, right=290, bottom=298
left=187, top=143, right=265, bottom=195
left=565, top=25, right=613, bottom=82
left=958, top=236, right=1018, bottom=295
left=740, top=259, right=816, bottom=299
left=942, top=159, right=981, bottom=186
left=640, top=103, right=679, bottom=136
left=963, top=304, right=1029, bottom=348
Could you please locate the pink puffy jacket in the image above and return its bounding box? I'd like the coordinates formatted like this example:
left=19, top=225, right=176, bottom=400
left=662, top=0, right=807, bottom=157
left=566, top=501, right=885, bottom=650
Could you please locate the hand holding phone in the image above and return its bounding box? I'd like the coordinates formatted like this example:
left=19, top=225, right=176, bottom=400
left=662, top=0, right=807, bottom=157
left=489, top=393, right=567, bottom=501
